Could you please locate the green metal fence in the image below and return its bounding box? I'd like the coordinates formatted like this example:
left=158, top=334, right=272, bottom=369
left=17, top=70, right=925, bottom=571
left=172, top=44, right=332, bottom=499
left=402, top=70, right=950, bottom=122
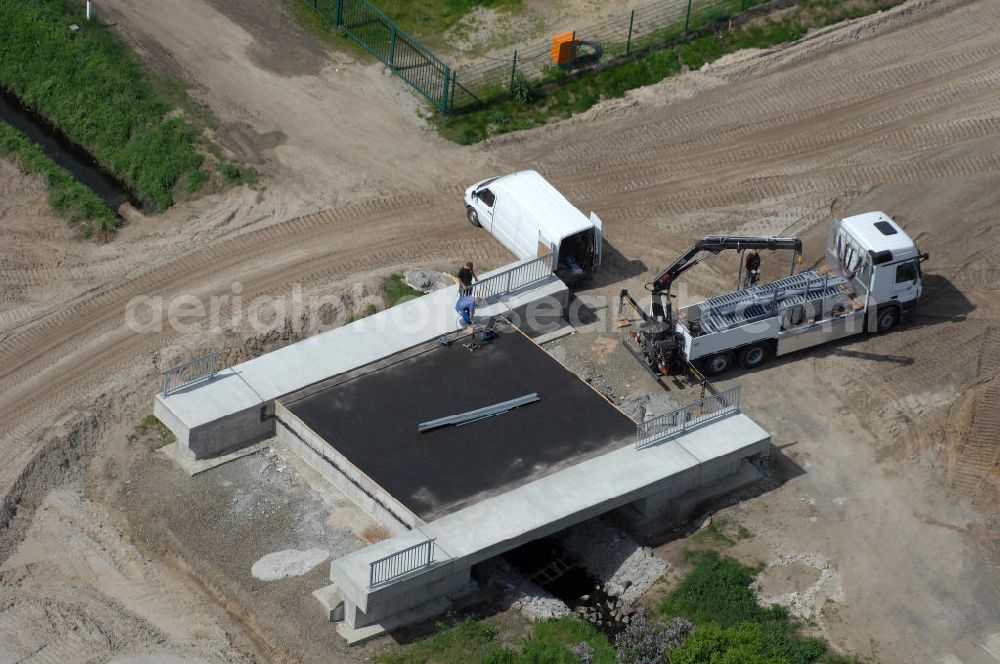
left=303, top=0, right=775, bottom=113
left=454, top=0, right=770, bottom=107
left=307, top=0, right=459, bottom=112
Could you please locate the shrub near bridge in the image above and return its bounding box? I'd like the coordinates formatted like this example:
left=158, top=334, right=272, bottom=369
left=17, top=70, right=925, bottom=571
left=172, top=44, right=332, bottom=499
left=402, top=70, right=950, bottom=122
left=0, top=0, right=204, bottom=209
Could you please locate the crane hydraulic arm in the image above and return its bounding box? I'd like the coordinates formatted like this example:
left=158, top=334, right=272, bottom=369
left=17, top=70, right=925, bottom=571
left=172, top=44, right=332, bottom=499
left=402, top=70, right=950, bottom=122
left=617, top=234, right=803, bottom=376
left=652, top=236, right=802, bottom=295
left=644, top=235, right=802, bottom=320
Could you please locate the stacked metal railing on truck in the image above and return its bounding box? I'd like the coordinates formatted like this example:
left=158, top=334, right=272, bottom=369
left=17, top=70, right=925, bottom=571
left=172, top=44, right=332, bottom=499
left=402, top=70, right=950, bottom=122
left=690, top=269, right=854, bottom=334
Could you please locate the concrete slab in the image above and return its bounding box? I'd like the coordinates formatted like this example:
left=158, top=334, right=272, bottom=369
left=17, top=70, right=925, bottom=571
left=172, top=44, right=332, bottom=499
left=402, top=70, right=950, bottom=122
left=329, top=413, right=770, bottom=619
left=155, top=258, right=569, bottom=458
left=281, top=329, right=635, bottom=521
left=532, top=321, right=575, bottom=345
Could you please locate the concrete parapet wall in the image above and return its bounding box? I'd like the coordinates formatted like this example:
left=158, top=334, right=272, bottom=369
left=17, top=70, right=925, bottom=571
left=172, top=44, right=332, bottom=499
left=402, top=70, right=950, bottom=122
left=189, top=403, right=271, bottom=458
left=275, top=402, right=420, bottom=534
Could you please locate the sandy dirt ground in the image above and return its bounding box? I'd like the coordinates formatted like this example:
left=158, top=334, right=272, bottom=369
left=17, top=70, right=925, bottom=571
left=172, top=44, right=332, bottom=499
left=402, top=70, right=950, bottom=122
left=2, top=0, right=1000, bottom=661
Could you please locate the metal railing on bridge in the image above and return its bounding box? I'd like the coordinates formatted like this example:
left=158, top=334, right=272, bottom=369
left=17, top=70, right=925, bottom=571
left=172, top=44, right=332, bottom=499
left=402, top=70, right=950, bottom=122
left=634, top=385, right=741, bottom=450
left=470, top=252, right=556, bottom=301
left=161, top=352, right=219, bottom=397
left=369, top=537, right=436, bottom=587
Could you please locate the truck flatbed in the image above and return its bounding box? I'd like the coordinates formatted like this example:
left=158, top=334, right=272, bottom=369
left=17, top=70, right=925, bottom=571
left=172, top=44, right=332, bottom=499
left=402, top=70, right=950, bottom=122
left=680, top=269, right=858, bottom=335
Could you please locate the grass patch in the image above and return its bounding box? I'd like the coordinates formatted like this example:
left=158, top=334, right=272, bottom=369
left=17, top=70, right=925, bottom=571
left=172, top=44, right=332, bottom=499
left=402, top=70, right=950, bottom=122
left=0, top=120, right=116, bottom=236
left=690, top=516, right=754, bottom=549
left=347, top=303, right=379, bottom=323
left=0, top=0, right=213, bottom=209
left=217, top=161, right=259, bottom=187
left=378, top=616, right=613, bottom=664
left=437, top=0, right=907, bottom=144
left=287, top=0, right=521, bottom=56
left=660, top=550, right=858, bottom=663
left=127, top=414, right=176, bottom=450
left=371, top=0, right=522, bottom=44
left=346, top=275, right=422, bottom=323
left=379, top=618, right=512, bottom=664
left=382, top=274, right=423, bottom=307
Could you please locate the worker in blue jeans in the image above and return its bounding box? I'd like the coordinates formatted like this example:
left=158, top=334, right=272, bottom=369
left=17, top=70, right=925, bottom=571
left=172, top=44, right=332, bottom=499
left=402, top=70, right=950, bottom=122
left=455, top=294, right=476, bottom=327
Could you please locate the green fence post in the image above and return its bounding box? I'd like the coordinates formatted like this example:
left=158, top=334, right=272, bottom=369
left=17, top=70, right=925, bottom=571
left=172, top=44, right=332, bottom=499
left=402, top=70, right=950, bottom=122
left=440, top=66, right=451, bottom=115
left=626, top=9, right=635, bottom=55
left=389, top=24, right=397, bottom=67
left=571, top=30, right=577, bottom=66
left=335, top=0, right=344, bottom=27
left=450, top=72, right=457, bottom=112
left=509, top=50, right=518, bottom=91
left=683, top=0, right=693, bottom=33
left=311, top=0, right=317, bottom=10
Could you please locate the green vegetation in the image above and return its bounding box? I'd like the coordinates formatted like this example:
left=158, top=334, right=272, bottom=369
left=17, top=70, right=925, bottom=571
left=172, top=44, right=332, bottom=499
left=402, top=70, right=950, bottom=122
left=0, top=0, right=208, bottom=209
left=437, top=0, right=907, bottom=144
left=0, top=121, right=116, bottom=235
left=661, top=551, right=856, bottom=663
left=379, top=551, right=857, bottom=663
left=368, top=0, right=522, bottom=44
left=690, top=516, right=753, bottom=549
left=289, top=0, right=521, bottom=55
left=379, top=616, right=613, bottom=664
left=379, top=618, right=512, bottom=664
left=348, top=303, right=379, bottom=323
left=127, top=415, right=176, bottom=450
left=217, top=161, right=259, bottom=187
left=382, top=274, right=423, bottom=307
left=347, top=275, right=423, bottom=322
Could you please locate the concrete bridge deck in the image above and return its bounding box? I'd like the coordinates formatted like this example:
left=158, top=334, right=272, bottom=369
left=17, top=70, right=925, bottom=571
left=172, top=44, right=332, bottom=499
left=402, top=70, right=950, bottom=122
left=154, top=258, right=569, bottom=458
left=328, top=412, right=770, bottom=632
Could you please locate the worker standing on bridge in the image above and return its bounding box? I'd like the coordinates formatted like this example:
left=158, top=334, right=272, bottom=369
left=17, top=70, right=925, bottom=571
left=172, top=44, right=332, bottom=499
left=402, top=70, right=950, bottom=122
left=455, top=294, right=476, bottom=328
left=457, top=261, right=477, bottom=296
left=744, top=249, right=761, bottom=288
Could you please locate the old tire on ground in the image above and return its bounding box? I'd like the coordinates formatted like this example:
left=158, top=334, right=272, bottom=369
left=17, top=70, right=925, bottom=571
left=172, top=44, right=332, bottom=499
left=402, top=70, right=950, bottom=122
left=876, top=306, right=899, bottom=333
left=467, top=206, right=480, bottom=227
left=738, top=343, right=770, bottom=369
left=703, top=352, right=734, bottom=376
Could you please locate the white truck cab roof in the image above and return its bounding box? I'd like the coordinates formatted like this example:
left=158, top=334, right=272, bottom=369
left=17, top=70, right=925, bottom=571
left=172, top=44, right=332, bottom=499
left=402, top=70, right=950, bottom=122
left=840, top=211, right=918, bottom=261
left=469, top=170, right=592, bottom=242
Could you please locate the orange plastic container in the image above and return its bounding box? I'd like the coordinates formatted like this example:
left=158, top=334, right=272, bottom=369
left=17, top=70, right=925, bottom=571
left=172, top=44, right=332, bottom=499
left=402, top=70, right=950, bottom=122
left=550, top=31, right=577, bottom=65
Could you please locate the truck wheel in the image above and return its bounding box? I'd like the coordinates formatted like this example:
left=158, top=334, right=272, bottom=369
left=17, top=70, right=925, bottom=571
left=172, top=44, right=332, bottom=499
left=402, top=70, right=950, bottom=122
left=738, top=343, right=770, bottom=369
left=703, top=352, right=733, bottom=376
left=876, top=306, right=899, bottom=333
left=466, top=206, right=481, bottom=227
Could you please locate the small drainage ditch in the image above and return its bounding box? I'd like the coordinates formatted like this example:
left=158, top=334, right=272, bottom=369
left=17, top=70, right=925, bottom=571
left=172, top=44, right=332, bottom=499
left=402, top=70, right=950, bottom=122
left=0, top=87, right=143, bottom=214
left=502, top=536, right=637, bottom=637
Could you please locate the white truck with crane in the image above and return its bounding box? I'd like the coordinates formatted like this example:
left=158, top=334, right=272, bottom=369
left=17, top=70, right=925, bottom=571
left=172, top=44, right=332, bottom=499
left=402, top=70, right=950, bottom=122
left=618, top=211, right=928, bottom=376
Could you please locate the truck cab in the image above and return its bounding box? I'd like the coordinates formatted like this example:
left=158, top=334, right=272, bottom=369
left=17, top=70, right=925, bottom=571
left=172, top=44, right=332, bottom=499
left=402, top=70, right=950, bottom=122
left=830, top=211, right=925, bottom=332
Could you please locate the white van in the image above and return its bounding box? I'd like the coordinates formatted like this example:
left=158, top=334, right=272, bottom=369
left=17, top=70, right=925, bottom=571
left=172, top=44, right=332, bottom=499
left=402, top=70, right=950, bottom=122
left=464, top=170, right=602, bottom=282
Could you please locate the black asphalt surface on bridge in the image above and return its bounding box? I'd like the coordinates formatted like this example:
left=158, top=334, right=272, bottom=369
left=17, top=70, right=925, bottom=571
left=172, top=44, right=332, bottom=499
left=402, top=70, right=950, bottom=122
left=284, top=330, right=636, bottom=521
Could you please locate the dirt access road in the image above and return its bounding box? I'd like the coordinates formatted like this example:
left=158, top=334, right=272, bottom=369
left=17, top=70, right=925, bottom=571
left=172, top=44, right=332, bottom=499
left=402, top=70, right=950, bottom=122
left=2, top=0, right=1000, bottom=661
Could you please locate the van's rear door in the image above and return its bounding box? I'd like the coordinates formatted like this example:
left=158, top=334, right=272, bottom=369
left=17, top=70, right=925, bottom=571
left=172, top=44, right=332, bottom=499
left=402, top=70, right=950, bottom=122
left=590, top=212, right=603, bottom=270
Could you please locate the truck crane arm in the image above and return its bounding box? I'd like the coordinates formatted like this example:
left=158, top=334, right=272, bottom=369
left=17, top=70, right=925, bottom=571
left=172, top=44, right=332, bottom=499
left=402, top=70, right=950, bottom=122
left=650, top=235, right=803, bottom=296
